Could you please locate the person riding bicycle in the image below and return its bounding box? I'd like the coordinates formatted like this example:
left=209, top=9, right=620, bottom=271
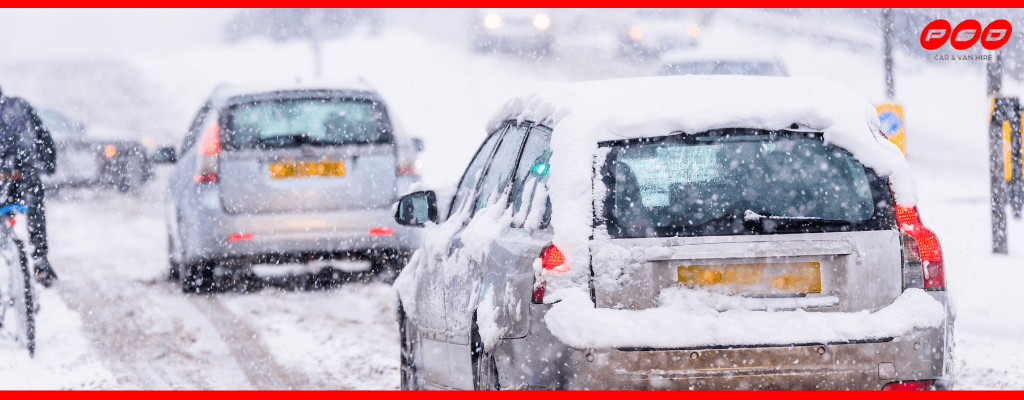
left=0, top=84, right=58, bottom=287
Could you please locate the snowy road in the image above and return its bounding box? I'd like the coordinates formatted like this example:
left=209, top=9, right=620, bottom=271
left=33, top=179, right=401, bottom=389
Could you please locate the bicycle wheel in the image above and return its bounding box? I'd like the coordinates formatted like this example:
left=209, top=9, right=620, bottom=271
left=0, top=238, right=35, bottom=357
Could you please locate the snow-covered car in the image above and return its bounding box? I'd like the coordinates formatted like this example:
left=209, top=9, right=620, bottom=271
left=393, top=76, right=954, bottom=390
left=658, top=50, right=789, bottom=77
left=619, top=9, right=701, bottom=59
left=163, top=82, right=422, bottom=293
left=37, top=109, right=153, bottom=193
left=469, top=8, right=554, bottom=55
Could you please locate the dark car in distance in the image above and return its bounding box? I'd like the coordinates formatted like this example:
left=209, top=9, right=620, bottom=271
left=37, top=109, right=152, bottom=194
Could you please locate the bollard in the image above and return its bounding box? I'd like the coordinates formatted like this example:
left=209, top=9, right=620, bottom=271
left=1012, top=106, right=1024, bottom=219
left=990, top=96, right=1018, bottom=254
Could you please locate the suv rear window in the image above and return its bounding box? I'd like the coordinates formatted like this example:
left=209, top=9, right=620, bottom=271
left=597, top=129, right=895, bottom=238
left=223, top=98, right=389, bottom=149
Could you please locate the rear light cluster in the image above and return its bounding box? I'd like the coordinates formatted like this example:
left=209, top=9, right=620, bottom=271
left=396, top=159, right=421, bottom=176
left=532, top=244, right=568, bottom=303
left=193, top=123, right=220, bottom=183
left=368, top=227, right=395, bottom=236
left=895, top=205, right=945, bottom=290
left=882, top=380, right=933, bottom=391
left=227, top=232, right=253, bottom=242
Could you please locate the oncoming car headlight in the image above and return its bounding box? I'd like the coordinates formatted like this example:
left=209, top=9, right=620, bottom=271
left=533, top=14, right=551, bottom=30
left=484, top=13, right=502, bottom=30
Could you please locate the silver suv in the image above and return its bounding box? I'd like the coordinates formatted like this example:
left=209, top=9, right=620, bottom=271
left=164, top=82, right=421, bottom=292
left=393, top=79, right=952, bottom=390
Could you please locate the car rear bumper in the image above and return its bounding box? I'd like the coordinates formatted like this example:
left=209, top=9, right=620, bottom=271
left=497, top=292, right=953, bottom=390
left=181, top=200, right=419, bottom=264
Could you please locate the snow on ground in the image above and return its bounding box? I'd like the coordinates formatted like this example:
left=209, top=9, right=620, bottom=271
left=0, top=9, right=1021, bottom=389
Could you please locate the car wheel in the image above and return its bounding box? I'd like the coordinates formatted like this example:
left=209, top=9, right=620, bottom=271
left=398, top=303, right=419, bottom=390
left=180, top=261, right=214, bottom=294
left=471, top=315, right=500, bottom=390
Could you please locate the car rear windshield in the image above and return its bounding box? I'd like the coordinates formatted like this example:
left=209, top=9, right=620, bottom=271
left=597, top=129, right=895, bottom=238
left=660, top=61, right=784, bottom=77
left=223, top=98, right=389, bottom=149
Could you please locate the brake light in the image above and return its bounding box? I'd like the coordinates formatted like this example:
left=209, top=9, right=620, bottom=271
left=895, top=205, right=945, bottom=289
left=368, top=227, right=394, bottom=236
left=104, top=144, right=117, bottom=158
left=541, top=244, right=567, bottom=273
left=533, top=244, right=568, bottom=304
left=199, top=124, right=220, bottom=156
left=193, top=172, right=217, bottom=183
left=882, top=380, right=932, bottom=391
left=227, top=232, right=253, bottom=242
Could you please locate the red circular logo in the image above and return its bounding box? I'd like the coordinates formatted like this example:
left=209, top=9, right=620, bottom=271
left=981, top=19, right=1013, bottom=50
left=920, top=19, right=951, bottom=50
left=950, top=20, right=982, bottom=50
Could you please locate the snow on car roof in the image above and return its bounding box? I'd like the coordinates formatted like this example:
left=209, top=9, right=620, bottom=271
left=488, top=75, right=916, bottom=281
left=210, top=79, right=378, bottom=102
left=658, top=48, right=783, bottom=64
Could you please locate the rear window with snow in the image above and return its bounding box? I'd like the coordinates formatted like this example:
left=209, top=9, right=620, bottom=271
left=222, top=98, right=390, bottom=149
left=597, top=129, right=895, bottom=238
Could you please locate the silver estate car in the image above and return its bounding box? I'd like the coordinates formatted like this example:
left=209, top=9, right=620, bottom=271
left=163, top=82, right=421, bottom=292
left=393, top=115, right=953, bottom=388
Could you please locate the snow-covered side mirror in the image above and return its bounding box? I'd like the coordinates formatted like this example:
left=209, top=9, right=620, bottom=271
left=395, top=190, right=437, bottom=227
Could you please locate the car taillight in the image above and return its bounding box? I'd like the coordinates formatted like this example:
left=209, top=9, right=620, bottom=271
left=227, top=232, right=253, bottom=242
left=104, top=144, right=117, bottom=158
left=533, top=244, right=568, bottom=303
left=368, top=227, right=394, bottom=236
left=199, top=123, right=220, bottom=156
left=194, top=123, right=220, bottom=183
left=882, top=380, right=932, bottom=391
left=895, top=205, right=945, bottom=290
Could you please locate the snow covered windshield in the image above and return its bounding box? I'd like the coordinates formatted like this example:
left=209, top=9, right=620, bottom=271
left=223, top=98, right=388, bottom=149
left=597, top=129, right=895, bottom=238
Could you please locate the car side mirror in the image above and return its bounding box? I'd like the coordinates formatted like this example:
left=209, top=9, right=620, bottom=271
left=412, top=138, right=425, bottom=152
left=152, top=146, right=177, bottom=163
left=395, top=190, right=437, bottom=227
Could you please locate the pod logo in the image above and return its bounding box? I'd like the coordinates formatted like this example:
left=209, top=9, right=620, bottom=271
left=921, top=19, right=1011, bottom=50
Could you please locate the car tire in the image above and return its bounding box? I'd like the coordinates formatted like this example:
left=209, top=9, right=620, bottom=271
left=180, top=261, right=215, bottom=294
left=398, top=303, right=419, bottom=390
left=471, top=315, right=500, bottom=390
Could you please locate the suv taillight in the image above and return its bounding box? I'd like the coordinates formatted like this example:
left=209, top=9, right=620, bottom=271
left=532, top=244, right=568, bottom=303
left=895, top=205, right=945, bottom=290
left=882, top=380, right=933, bottom=391
left=194, top=123, right=220, bottom=183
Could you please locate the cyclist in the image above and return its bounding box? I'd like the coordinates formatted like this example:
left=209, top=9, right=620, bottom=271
left=0, top=84, right=58, bottom=287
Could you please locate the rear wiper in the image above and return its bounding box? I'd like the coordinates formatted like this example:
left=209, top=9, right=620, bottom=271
left=743, top=209, right=821, bottom=222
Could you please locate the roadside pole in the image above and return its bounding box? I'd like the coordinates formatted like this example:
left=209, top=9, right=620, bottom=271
left=882, top=9, right=895, bottom=100
left=989, top=52, right=1009, bottom=254
left=1011, top=102, right=1024, bottom=219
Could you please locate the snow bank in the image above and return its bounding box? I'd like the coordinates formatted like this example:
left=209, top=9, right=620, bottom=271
left=488, top=75, right=917, bottom=289
left=544, top=288, right=943, bottom=350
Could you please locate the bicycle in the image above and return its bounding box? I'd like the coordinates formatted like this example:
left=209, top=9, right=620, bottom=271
left=0, top=202, right=34, bottom=357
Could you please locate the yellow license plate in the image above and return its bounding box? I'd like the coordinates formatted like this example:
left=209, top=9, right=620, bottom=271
left=678, top=262, right=821, bottom=295
left=270, top=160, right=345, bottom=179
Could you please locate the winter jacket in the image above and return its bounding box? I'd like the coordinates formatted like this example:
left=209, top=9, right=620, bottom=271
left=0, top=96, right=56, bottom=176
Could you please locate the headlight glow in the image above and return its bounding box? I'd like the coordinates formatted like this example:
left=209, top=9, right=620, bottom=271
left=628, top=26, right=644, bottom=41
left=533, top=14, right=551, bottom=30
left=484, top=13, right=502, bottom=30
left=688, top=24, right=701, bottom=38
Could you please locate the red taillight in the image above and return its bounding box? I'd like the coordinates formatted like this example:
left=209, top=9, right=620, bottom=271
left=533, top=244, right=568, bottom=304
left=227, top=232, right=253, bottom=242
left=193, top=172, right=218, bottom=183
left=882, top=380, right=932, bottom=391
left=6, top=218, right=14, bottom=227
left=540, top=244, right=567, bottom=273
left=104, top=144, right=117, bottom=158
left=199, top=123, right=220, bottom=156
left=368, top=227, right=394, bottom=236
left=895, top=205, right=945, bottom=289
